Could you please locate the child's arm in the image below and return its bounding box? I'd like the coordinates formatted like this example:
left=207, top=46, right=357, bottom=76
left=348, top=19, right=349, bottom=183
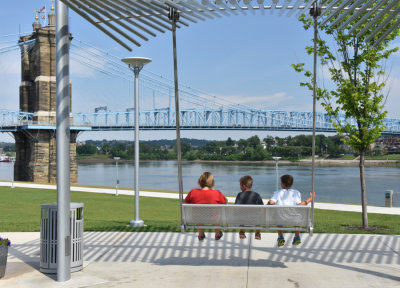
left=298, top=192, right=313, bottom=205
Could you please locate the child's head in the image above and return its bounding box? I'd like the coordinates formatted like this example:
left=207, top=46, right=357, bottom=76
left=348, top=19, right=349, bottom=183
left=198, top=172, right=214, bottom=188
left=240, top=175, right=253, bottom=191
left=280, top=174, right=293, bottom=189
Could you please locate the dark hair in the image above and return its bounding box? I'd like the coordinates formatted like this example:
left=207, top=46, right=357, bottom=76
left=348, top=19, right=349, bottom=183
left=198, top=172, right=215, bottom=188
left=281, top=174, right=293, bottom=188
left=240, top=175, right=253, bottom=189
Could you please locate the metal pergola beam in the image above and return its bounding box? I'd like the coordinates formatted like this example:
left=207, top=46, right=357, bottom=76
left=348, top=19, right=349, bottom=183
left=59, top=0, right=400, bottom=50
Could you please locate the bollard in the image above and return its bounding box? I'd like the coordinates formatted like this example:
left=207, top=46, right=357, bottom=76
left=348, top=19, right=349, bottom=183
left=385, top=190, right=393, bottom=208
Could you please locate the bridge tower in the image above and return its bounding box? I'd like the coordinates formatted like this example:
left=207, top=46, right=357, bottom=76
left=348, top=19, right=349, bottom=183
left=14, top=9, right=78, bottom=184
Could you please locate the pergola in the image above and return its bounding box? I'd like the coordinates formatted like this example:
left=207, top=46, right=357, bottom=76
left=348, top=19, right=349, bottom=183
left=60, top=0, right=400, bottom=49
left=54, top=0, right=400, bottom=282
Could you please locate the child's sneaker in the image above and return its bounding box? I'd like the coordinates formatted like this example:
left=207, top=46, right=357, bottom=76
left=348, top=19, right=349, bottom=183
left=292, top=236, right=301, bottom=245
left=198, top=232, right=206, bottom=241
left=215, top=231, right=223, bottom=241
left=277, top=235, right=285, bottom=247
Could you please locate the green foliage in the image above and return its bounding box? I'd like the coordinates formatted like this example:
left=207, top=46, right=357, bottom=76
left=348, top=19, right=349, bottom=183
left=77, top=134, right=360, bottom=162
left=0, top=237, right=11, bottom=246
left=76, top=144, right=98, bottom=156
left=293, top=7, right=399, bottom=153
left=293, top=3, right=400, bottom=228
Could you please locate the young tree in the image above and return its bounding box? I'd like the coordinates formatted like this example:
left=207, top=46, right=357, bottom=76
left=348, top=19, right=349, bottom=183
left=293, top=7, right=399, bottom=228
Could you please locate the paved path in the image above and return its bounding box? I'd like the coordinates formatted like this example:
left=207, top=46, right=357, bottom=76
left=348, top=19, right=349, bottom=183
left=1, top=181, right=400, bottom=215
left=1, top=232, right=399, bottom=288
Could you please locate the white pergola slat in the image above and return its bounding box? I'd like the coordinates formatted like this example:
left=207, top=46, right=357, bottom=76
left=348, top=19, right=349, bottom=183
left=59, top=0, right=400, bottom=51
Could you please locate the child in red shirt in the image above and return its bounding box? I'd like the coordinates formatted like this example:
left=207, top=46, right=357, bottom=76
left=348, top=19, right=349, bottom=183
left=185, top=172, right=227, bottom=241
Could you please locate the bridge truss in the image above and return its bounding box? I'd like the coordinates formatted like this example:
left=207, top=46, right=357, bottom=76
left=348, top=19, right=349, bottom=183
left=1, top=109, right=399, bottom=135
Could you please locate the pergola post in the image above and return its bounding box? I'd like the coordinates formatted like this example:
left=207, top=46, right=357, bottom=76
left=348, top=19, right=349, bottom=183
left=310, top=1, right=321, bottom=226
left=55, top=0, right=71, bottom=282
left=169, top=8, right=184, bottom=229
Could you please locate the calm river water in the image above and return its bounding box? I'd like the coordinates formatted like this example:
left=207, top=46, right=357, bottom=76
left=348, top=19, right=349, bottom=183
left=1, top=161, right=398, bottom=206
left=78, top=161, right=399, bottom=206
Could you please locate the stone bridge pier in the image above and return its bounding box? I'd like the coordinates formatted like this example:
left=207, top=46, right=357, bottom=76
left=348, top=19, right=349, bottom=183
left=14, top=15, right=77, bottom=184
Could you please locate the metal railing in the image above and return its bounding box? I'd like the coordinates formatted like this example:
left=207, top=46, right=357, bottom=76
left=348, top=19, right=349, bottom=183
left=1, top=109, right=399, bottom=134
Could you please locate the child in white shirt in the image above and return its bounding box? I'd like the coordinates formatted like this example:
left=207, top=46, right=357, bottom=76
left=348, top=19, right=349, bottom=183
left=268, top=174, right=313, bottom=247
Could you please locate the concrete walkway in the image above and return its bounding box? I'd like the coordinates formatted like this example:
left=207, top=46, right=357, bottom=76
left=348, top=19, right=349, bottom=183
left=1, top=232, right=399, bottom=288
left=1, top=181, right=400, bottom=215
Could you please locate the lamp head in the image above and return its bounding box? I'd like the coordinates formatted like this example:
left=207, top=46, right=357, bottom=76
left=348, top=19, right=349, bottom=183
left=122, top=57, right=152, bottom=69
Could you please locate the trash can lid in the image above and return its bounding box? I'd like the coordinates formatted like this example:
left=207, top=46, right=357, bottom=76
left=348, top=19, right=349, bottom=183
left=41, top=202, right=84, bottom=208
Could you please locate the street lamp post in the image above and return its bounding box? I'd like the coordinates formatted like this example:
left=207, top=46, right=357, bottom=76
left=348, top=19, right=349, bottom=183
left=113, top=157, right=120, bottom=196
left=272, top=157, right=281, bottom=192
left=122, top=57, right=152, bottom=228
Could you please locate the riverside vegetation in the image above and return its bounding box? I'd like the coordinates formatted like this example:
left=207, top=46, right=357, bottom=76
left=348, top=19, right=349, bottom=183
left=77, top=134, right=400, bottom=162
left=1, top=187, right=399, bottom=234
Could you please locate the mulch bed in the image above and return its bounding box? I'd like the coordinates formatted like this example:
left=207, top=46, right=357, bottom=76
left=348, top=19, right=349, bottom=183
left=342, top=226, right=388, bottom=232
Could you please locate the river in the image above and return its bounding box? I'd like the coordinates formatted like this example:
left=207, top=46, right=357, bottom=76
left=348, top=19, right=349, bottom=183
left=78, top=161, right=399, bottom=207
left=1, top=161, right=398, bottom=206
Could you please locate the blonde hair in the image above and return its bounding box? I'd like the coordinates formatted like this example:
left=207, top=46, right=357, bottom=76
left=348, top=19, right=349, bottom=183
left=198, top=172, right=215, bottom=188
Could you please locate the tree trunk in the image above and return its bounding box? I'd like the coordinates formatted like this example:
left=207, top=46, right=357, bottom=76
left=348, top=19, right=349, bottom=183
left=359, top=150, right=368, bottom=228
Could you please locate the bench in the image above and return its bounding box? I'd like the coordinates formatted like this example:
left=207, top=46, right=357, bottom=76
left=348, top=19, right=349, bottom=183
left=182, top=204, right=313, bottom=236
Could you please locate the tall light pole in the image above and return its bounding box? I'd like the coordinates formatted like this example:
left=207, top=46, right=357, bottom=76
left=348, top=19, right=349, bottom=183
left=113, top=157, right=120, bottom=196
left=272, top=157, right=281, bottom=192
left=122, top=57, right=151, bottom=228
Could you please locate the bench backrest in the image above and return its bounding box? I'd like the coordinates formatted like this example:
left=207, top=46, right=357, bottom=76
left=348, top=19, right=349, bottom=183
left=182, top=204, right=312, bottom=233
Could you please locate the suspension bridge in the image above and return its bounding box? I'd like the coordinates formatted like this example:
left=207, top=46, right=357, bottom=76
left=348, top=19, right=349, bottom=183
left=1, top=108, right=400, bottom=134
left=1, top=32, right=400, bottom=135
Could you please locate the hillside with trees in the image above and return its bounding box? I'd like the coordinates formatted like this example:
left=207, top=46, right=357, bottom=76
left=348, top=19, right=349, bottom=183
left=76, top=134, right=352, bottom=161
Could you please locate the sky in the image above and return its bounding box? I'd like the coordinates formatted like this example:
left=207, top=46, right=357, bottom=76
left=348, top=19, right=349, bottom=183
left=0, top=0, right=399, bottom=143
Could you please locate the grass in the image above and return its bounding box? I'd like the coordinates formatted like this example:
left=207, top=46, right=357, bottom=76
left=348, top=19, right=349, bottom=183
left=365, top=154, right=400, bottom=160
left=0, top=186, right=399, bottom=234
left=76, top=154, right=111, bottom=160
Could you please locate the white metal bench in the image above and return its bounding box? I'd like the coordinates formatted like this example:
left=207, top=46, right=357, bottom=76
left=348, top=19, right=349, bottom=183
left=182, top=204, right=313, bottom=236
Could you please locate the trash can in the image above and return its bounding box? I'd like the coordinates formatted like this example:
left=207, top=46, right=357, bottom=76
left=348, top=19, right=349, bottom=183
left=385, top=190, right=393, bottom=208
left=40, top=202, right=84, bottom=274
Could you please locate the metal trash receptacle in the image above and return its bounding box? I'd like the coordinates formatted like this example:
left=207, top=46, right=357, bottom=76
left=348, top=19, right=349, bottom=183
left=385, top=190, right=394, bottom=207
left=40, top=202, right=84, bottom=274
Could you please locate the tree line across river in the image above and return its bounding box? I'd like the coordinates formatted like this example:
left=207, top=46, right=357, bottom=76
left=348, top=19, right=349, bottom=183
left=77, top=134, right=355, bottom=161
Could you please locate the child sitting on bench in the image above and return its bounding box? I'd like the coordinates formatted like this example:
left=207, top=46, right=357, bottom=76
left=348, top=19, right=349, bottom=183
left=268, top=174, right=313, bottom=247
left=235, top=175, right=264, bottom=240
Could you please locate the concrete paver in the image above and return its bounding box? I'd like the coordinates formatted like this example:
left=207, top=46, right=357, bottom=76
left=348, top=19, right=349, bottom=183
left=0, top=232, right=399, bottom=288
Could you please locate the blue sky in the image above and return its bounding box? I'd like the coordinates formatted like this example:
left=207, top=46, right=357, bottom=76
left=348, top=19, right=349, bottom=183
left=0, top=0, right=399, bottom=142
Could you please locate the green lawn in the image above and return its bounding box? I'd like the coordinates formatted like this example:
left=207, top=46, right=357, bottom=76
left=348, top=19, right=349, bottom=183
left=365, top=154, right=400, bottom=160
left=0, top=186, right=399, bottom=234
